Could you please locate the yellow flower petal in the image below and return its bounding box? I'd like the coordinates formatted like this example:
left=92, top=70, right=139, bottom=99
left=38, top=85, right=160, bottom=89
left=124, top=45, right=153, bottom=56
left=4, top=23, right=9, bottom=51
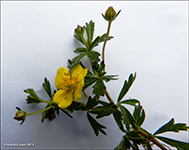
left=71, top=65, right=88, bottom=82
left=55, top=67, right=70, bottom=89
left=53, top=90, right=73, bottom=109
left=74, top=82, right=83, bottom=101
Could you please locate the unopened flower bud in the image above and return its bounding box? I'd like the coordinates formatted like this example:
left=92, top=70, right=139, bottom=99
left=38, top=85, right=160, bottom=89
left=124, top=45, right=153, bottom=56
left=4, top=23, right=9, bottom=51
left=102, top=6, right=121, bottom=21
left=75, top=25, right=84, bottom=35
left=13, top=107, right=26, bottom=125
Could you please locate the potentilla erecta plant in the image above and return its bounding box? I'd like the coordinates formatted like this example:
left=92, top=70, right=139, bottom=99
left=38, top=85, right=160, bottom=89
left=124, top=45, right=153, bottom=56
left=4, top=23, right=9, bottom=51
left=14, top=6, right=189, bottom=150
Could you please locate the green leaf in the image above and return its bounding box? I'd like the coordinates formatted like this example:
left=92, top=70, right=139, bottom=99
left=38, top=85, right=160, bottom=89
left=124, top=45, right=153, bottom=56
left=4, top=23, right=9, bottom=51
left=68, top=53, right=86, bottom=68
left=115, top=138, right=131, bottom=150
left=117, top=73, right=136, bottom=103
left=87, top=51, right=100, bottom=62
left=42, top=77, right=52, bottom=99
left=126, top=131, right=147, bottom=145
left=119, top=104, right=136, bottom=130
left=60, top=109, right=73, bottom=119
left=87, top=112, right=106, bottom=136
left=84, top=75, right=98, bottom=89
left=137, top=108, right=145, bottom=127
left=155, top=136, right=189, bottom=150
left=98, top=33, right=114, bottom=43
left=89, top=36, right=100, bottom=51
left=153, top=118, right=189, bottom=135
left=74, top=47, right=87, bottom=54
left=24, top=88, right=42, bottom=104
left=113, top=109, right=125, bottom=132
left=92, top=80, right=106, bottom=98
left=120, top=99, right=140, bottom=106
left=41, top=104, right=56, bottom=122
left=85, top=20, right=95, bottom=43
left=133, top=104, right=141, bottom=123
left=102, top=75, right=118, bottom=82
left=86, top=96, right=98, bottom=110
left=89, top=105, right=115, bottom=119
left=73, top=34, right=84, bottom=45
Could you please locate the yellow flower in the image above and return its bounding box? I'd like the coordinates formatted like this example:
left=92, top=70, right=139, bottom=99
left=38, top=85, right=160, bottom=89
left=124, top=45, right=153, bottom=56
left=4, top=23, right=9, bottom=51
left=53, top=65, right=88, bottom=109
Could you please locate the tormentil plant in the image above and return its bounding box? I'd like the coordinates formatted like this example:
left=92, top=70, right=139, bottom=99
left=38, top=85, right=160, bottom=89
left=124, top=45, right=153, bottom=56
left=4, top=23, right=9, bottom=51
left=14, top=6, right=189, bottom=150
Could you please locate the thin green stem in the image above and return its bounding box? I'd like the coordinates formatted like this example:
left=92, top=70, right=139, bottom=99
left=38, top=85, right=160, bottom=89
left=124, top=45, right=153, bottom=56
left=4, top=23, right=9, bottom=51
left=104, top=89, right=114, bottom=104
left=102, top=21, right=112, bottom=71
left=39, top=99, right=54, bottom=105
left=26, top=106, right=53, bottom=116
left=83, top=90, right=89, bottom=99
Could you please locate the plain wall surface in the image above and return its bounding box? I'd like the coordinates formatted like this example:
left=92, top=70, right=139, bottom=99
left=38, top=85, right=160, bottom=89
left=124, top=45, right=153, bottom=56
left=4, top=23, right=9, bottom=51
left=1, top=1, right=188, bottom=149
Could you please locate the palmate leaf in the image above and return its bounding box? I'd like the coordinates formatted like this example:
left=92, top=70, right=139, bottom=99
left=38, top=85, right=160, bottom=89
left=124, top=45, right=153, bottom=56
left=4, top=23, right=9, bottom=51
left=24, top=88, right=42, bottom=104
left=86, top=96, right=98, bottom=110
left=92, top=79, right=106, bottom=98
left=133, top=104, right=145, bottom=127
left=118, top=104, right=136, bottom=131
left=87, top=112, right=106, bottom=136
left=153, top=118, right=189, bottom=135
left=155, top=136, right=189, bottom=150
left=89, top=103, right=115, bottom=119
left=117, top=73, right=136, bottom=103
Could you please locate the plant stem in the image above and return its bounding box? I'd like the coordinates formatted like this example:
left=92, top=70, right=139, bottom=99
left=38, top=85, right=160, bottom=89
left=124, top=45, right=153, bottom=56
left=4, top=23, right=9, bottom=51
left=26, top=106, right=53, bottom=116
left=83, top=90, right=89, bottom=99
left=102, top=21, right=112, bottom=71
left=135, top=125, right=167, bottom=150
left=39, top=99, right=55, bottom=105
left=104, top=89, right=114, bottom=104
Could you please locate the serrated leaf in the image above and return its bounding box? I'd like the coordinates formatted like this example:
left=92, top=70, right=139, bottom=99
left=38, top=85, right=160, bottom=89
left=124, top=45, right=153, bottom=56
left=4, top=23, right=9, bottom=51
left=87, top=112, right=106, bottom=136
left=85, top=20, right=95, bottom=43
left=119, top=104, right=136, bottom=130
left=137, top=108, right=145, bottom=127
left=42, top=77, right=52, bottom=99
left=41, top=104, right=56, bottom=122
left=84, top=76, right=98, bottom=89
left=153, top=118, right=189, bottom=135
left=73, top=34, right=84, bottom=45
left=88, top=36, right=100, bottom=51
left=86, top=96, right=98, bottom=110
left=98, top=33, right=114, bottom=43
left=120, top=99, right=140, bottom=106
left=92, top=80, right=106, bottom=98
left=113, top=109, right=125, bottom=132
left=102, top=75, right=118, bottom=82
left=69, top=53, right=86, bottom=68
left=74, top=47, right=87, bottom=54
left=155, top=136, right=189, bottom=149
left=87, top=51, right=100, bottom=62
left=24, top=88, right=42, bottom=104
left=133, top=104, right=141, bottom=123
left=117, top=73, right=136, bottom=103
left=90, top=108, right=114, bottom=119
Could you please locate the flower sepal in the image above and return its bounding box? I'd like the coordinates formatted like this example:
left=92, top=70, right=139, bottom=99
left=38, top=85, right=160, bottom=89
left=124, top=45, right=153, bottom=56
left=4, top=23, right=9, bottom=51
left=13, top=107, right=26, bottom=125
left=102, top=6, right=121, bottom=22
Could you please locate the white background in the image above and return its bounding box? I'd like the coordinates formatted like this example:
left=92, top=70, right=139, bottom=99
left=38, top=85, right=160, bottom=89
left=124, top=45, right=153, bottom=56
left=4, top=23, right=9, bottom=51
left=1, top=1, right=188, bottom=149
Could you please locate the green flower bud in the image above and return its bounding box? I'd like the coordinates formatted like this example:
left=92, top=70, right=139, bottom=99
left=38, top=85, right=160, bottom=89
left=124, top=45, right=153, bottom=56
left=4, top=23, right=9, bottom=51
left=102, top=6, right=121, bottom=21
left=75, top=25, right=84, bottom=35
left=13, top=107, right=26, bottom=125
